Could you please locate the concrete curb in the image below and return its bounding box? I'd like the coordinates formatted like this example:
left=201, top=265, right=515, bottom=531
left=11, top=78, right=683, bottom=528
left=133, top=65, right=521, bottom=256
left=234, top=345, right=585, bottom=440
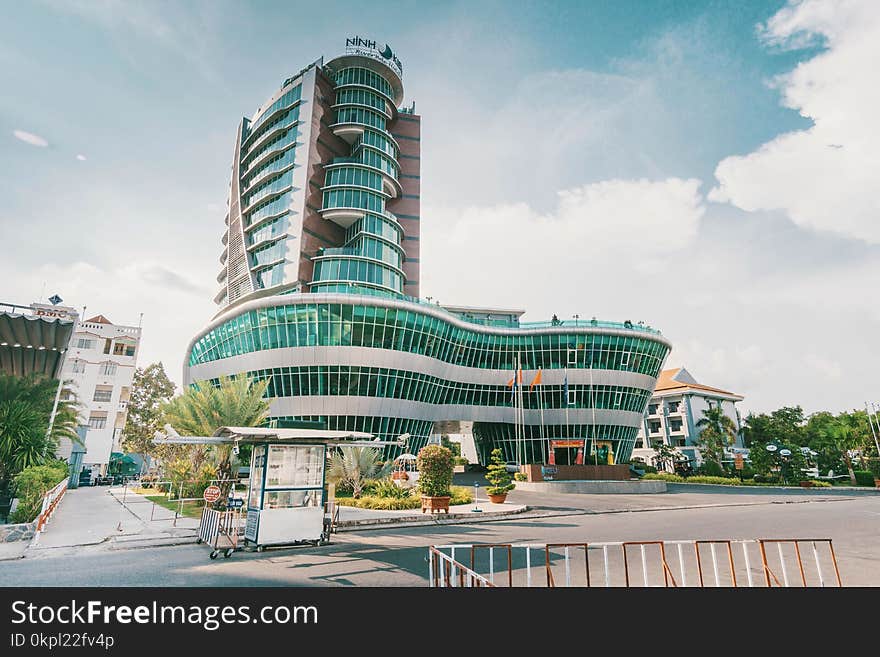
left=333, top=505, right=530, bottom=532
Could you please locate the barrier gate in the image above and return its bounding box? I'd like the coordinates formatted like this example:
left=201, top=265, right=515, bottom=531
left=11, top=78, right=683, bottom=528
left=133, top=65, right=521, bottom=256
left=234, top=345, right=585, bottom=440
left=428, top=538, right=842, bottom=587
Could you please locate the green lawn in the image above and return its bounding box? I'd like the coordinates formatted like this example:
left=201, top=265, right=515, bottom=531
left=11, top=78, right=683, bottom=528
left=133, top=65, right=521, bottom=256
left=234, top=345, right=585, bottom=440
left=144, top=494, right=205, bottom=519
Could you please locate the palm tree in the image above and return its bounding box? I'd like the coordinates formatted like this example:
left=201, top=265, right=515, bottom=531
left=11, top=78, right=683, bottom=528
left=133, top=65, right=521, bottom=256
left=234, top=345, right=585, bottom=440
left=162, top=375, right=271, bottom=505
left=0, top=374, right=82, bottom=483
left=696, top=405, right=738, bottom=469
left=327, top=447, right=385, bottom=498
left=830, top=420, right=859, bottom=486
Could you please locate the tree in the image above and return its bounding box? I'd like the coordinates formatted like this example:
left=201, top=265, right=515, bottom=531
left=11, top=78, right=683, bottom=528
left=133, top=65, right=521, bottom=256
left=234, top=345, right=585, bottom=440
left=696, top=406, right=738, bottom=469
left=0, top=374, right=81, bottom=485
left=484, top=448, right=515, bottom=496
left=162, top=375, right=271, bottom=505
left=652, top=442, right=679, bottom=473
left=327, top=447, right=384, bottom=498
left=122, top=363, right=176, bottom=457
left=829, top=420, right=860, bottom=486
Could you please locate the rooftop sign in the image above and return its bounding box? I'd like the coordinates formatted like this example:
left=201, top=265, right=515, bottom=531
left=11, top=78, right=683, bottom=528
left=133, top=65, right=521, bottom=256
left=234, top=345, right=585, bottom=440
left=344, top=36, right=403, bottom=79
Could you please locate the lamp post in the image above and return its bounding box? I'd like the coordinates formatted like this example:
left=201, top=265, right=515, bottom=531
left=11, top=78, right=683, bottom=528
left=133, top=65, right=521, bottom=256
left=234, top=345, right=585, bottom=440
left=471, top=482, right=482, bottom=513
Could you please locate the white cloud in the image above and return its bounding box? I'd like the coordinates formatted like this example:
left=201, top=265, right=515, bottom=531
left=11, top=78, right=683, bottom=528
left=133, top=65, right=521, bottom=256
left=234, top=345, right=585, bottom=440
left=76, top=154, right=87, bottom=161
left=423, top=177, right=704, bottom=313
left=3, top=260, right=214, bottom=388
left=13, top=130, right=49, bottom=147
left=709, top=0, right=880, bottom=244
left=804, top=353, right=843, bottom=380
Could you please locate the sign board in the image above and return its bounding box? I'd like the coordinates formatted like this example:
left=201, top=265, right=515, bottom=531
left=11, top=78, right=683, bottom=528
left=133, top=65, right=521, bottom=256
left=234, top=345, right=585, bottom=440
left=734, top=454, right=745, bottom=471
left=30, top=303, right=77, bottom=320
left=245, top=510, right=260, bottom=542
left=541, top=466, right=558, bottom=481
left=344, top=36, right=403, bottom=78
left=227, top=497, right=244, bottom=509
left=203, top=485, right=221, bottom=503
left=550, top=440, right=583, bottom=448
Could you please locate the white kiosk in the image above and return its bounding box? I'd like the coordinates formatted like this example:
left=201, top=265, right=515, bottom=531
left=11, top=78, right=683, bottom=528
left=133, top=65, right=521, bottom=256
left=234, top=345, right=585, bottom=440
left=154, top=426, right=407, bottom=552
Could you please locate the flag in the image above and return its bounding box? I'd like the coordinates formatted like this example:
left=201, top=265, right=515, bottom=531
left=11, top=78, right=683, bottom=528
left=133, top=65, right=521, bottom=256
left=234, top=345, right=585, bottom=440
left=529, top=369, right=542, bottom=390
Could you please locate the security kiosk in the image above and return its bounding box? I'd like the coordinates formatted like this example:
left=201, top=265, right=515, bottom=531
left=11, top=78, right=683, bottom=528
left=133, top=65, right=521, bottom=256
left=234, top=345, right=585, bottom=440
left=153, top=426, right=407, bottom=551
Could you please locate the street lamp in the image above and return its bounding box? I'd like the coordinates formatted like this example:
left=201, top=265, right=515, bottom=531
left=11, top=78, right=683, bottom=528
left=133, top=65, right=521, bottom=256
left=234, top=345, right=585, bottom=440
left=573, top=314, right=580, bottom=327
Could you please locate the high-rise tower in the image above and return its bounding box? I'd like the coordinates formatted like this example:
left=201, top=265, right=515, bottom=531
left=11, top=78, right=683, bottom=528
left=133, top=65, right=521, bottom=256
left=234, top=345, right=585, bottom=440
left=217, top=37, right=420, bottom=311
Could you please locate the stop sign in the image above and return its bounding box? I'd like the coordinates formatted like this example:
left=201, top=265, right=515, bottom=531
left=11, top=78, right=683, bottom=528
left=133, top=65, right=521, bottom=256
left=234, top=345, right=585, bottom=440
left=203, top=485, right=221, bottom=503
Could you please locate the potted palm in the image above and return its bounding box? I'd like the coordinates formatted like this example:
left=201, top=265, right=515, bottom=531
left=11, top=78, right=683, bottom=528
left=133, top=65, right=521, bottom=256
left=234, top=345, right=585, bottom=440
left=485, top=448, right=515, bottom=504
left=417, top=445, right=453, bottom=514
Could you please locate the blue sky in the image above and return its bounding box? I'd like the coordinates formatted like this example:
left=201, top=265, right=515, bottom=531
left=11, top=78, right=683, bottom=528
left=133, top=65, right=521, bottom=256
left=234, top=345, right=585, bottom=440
left=2, top=0, right=878, bottom=415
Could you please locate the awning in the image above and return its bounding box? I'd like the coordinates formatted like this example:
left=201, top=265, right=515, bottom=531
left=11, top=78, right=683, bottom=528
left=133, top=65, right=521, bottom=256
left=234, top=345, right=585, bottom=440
left=153, top=425, right=409, bottom=447
left=0, top=311, right=76, bottom=378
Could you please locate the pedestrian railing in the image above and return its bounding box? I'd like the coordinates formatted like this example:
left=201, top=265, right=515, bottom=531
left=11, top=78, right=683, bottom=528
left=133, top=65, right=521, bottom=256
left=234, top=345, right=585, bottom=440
left=428, top=538, right=841, bottom=587
left=35, top=479, right=68, bottom=532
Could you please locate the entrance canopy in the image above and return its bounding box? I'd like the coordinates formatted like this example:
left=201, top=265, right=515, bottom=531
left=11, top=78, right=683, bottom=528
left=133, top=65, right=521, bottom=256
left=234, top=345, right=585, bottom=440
left=0, top=303, right=77, bottom=379
left=153, top=425, right=409, bottom=448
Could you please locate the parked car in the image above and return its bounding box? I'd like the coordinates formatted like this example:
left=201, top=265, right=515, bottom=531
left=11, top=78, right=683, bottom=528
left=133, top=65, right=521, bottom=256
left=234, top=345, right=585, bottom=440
left=505, top=461, right=520, bottom=474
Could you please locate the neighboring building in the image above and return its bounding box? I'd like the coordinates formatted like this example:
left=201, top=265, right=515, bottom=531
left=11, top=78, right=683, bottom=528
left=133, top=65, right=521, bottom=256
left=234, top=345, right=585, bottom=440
left=184, top=37, right=672, bottom=465
left=632, top=367, right=744, bottom=468
left=58, top=315, right=142, bottom=474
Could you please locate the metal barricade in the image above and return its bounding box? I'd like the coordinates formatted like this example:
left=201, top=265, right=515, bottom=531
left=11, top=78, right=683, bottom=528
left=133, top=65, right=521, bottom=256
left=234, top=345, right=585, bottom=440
left=429, top=538, right=842, bottom=587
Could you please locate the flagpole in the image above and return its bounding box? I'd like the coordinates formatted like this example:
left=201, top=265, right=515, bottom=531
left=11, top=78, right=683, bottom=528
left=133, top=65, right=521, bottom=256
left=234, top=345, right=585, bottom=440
left=518, top=353, right=525, bottom=465
left=591, top=355, right=597, bottom=466
left=539, top=371, right=546, bottom=464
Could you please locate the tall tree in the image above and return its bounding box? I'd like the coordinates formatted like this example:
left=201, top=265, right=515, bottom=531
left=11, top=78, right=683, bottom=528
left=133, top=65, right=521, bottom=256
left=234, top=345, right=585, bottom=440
left=162, top=375, right=271, bottom=505
left=696, top=405, right=738, bottom=469
left=122, top=363, right=176, bottom=456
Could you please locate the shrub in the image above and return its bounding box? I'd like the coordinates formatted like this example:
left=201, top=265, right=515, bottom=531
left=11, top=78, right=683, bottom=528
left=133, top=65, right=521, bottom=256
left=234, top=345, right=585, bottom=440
left=807, top=480, right=832, bottom=488
left=370, top=478, right=415, bottom=500
left=453, top=456, right=469, bottom=466
left=513, top=472, right=527, bottom=481
left=854, top=471, right=876, bottom=487
left=697, top=460, right=725, bottom=477
left=449, top=486, right=473, bottom=505
left=485, top=448, right=515, bottom=496
left=337, top=486, right=473, bottom=510
left=8, top=461, right=69, bottom=523
left=417, top=444, right=454, bottom=497
left=865, top=458, right=880, bottom=479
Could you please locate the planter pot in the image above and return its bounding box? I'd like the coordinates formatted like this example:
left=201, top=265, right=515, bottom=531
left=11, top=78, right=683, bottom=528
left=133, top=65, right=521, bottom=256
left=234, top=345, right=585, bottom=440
left=799, top=481, right=814, bottom=488
left=421, top=495, right=451, bottom=514
left=487, top=493, right=508, bottom=504
left=453, top=465, right=466, bottom=473
left=874, top=478, right=880, bottom=488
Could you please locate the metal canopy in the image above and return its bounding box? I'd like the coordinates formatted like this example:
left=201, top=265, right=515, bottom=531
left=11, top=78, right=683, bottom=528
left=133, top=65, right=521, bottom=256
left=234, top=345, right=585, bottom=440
left=153, top=426, right=409, bottom=448
left=0, top=311, right=76, bottom=379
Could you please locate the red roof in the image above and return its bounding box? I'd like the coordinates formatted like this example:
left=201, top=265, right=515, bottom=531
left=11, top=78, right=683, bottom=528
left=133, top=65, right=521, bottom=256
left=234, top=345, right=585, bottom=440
left=84, top=314, right=113, bottom=324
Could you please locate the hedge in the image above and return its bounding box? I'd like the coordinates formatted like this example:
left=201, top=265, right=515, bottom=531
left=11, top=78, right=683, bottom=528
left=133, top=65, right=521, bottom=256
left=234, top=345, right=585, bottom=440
left=8, top=461, right=69, bottom=523
left=337, top=485, right=473, bottom=510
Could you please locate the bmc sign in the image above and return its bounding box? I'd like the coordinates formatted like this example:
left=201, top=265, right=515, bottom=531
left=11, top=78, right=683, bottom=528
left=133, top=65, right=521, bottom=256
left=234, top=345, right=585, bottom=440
left=345, top=36, right=403, bottom=78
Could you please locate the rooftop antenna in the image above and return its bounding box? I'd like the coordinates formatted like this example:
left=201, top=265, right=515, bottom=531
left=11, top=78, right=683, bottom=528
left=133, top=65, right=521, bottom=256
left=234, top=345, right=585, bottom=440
left=138, top=312, right=144, bottom=328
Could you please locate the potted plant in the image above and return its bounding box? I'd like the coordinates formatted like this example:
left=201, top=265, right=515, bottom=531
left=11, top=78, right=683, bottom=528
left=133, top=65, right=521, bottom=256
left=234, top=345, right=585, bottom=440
left=453, top=456, right=468, bottom=473
left=417, top=445, right=453, bottom=514
left=485, top=448, right=515, bottom=504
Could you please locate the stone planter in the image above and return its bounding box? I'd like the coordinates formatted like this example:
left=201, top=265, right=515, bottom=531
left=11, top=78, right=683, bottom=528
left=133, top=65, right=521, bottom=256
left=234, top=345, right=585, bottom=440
left=453, top=465, right=466, bottom=473
left=799, top=481, right=814, bottom=488
left=874, top=478, right=880, bottom=488
left=487, top=493, right=508, bottom=504
left=420, top=495, right=451, bottom=514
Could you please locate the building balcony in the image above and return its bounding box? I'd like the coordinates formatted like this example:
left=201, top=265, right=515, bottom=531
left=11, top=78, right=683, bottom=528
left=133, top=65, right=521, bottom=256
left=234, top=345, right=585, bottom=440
left=319, top=206, right=365, bottom=228
left=330, top=122, right=366, bottom=144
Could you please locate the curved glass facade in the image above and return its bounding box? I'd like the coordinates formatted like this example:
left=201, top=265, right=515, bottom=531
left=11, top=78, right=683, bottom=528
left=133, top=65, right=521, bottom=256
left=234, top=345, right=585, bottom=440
left=186, top=296, right=671, bottom=462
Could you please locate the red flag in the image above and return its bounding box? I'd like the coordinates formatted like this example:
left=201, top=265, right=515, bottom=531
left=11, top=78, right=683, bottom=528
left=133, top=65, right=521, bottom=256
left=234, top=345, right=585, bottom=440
left=529, top=369, right=542, bottom=390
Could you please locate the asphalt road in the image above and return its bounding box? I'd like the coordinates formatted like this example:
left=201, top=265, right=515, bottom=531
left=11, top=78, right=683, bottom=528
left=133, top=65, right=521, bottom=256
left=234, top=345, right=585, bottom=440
left=2, top=493, right=878, bottom=586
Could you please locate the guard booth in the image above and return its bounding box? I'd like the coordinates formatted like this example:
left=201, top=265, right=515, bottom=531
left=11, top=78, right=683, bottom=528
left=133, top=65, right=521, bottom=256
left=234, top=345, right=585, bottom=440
left=154, top=425, right=407, bottom=552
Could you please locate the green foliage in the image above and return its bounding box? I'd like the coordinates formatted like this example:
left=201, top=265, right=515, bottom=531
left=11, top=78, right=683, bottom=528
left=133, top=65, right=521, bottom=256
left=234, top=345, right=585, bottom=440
left=121, top=362, right=176, bottom=457
left=368, top=477, right=415, bottom=499
left=440, top=435, right=461, bottom=457
left=453, top=456, right=469, bottom=466
left=865, top=459, right=880, bottom=479
left=8, top=461, right=69, bottom=523
left=484, top=448, right=515, bottom=496
left=806, top=480, right=832, bottom=488
left=854, top=471, right=876, bottom=487
left=417, top=444, right=454, bottom=497
left=651, top=442, right=679, bottom=472
left=513, top=472, right=527, bottom=481
left=696, top=406, right=738, bottom=467
left=0, top=374, right=81, bottom=484
left=338, top=485, right=472, bottom=510
left=165, top=458, right=217, bottom=499
left=697, top=460, right=725, bottom=477
left=328, top=447, right=385, bottom=498
left=162, top=374, right=272, bottom=506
